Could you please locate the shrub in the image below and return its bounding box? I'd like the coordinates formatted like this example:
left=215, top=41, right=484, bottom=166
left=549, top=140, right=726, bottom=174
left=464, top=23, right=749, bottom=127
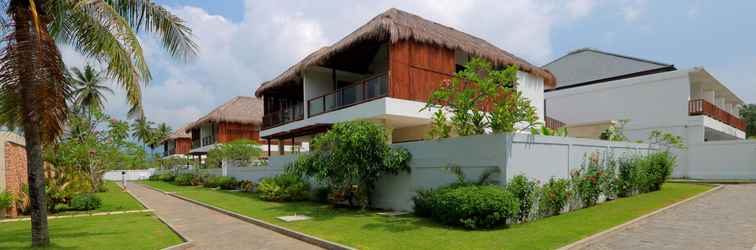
left=430, top=185, right=519, bottom=229
left=617, top=156, right=641, bottom=197
left=539, top=178, right=570, bottom=217
left=191, top=173, right=208, bottom=186
left=572, top=154, right=603, bottom=208
left=204, top=176, right=239, bottom=190
left=148, top=174, right=160, bottom=181
left=505, top=175, right=538, bottom=223
left=257, top=174, right=310, bottom=202
left=641, top=151, right=675, bottom=192
left=239, top=180, right=255, bottom=192
left=311, top=186, right=331, bottom=203
left=174, top=174, right=194, bottom=186
left=69, top=193, right=102, bottom=211
left=158, top=173, right=175, bottom=182
left=412, top=189, right=438, bottom=218
left=0, top=191, right=14, bottom=210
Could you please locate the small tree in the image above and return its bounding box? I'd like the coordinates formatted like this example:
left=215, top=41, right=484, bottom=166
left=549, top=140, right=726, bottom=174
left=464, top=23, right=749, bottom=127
left=423, top=58, right=539, bottom=139
left=648, top=130, right=686, bottom=151
left=206, top=139, right=263, bottom=168
left=740, top=104, right=756, bottom=138
left=287, top=121, right=411, bottom=208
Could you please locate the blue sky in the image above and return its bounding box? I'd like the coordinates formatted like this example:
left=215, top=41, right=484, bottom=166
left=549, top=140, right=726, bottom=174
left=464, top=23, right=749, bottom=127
left=63, top=0, right=755, bottom=129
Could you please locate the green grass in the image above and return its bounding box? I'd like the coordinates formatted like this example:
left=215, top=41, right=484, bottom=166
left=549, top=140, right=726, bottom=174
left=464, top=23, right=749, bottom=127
left=0, top=213, right=183, bottom=250
left=53, top=181, right=144, bottom=215
left=141, top=181, right=712, bottom=250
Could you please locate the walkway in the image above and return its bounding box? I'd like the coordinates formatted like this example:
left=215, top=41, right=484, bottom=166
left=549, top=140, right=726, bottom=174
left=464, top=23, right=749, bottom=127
left=125, top=182, right=322, bottom=250
left=576, top=184, right=756, bottom=250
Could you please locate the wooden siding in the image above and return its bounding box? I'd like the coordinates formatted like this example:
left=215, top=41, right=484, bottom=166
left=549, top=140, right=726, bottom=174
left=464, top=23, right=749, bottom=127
left=174, top=138, right=192, bottom=155
left=389, top=40, right=455, bottom=102
left=217, top=122, right=261, bottom=143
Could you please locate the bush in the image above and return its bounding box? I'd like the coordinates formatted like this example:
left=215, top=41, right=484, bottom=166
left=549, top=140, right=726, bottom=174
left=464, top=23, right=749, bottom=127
left=571, top=154, right=603, bottom=208
left=69, top=193, right=102, bottom=211
left=191, top=173, right=208, bottom=186
left=539, top=178, right=570, bottom=217
left=158, top=173, right=175, bottom=182
left=640, top=151, right=675, bottom=192
left=412, top=189, right=438, bottom=218
left=148, top=174, right=160, bottom=181
left=617, top=156, right=641, bottom=197
left=430, top=185, right=519, bottom=229
left=204, top=176, right=239, bottom=190
left=505, top=175, right=538, bottom=223
left=0, top=191, right=14, bottom=210
left=311, top=186, right=331, bottom=203
left=257, top=174, right=310, bottom=202
left=239, top=180, right=255, bottom=192
left=174, top=174, right=194, bottom=186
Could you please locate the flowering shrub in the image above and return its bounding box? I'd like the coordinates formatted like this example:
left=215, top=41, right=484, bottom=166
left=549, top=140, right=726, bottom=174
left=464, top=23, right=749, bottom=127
left=505, top=175, right=539, bottom=223
left=539, top=178, right=570, bottom=217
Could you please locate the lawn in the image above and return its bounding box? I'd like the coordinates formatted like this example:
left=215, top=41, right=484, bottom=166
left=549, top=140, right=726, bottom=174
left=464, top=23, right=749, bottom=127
left=0, top=213, right=183, bottom=250
left=53, top=181, right=145, bottom=215
left=141, top=181, right=712, bottom=250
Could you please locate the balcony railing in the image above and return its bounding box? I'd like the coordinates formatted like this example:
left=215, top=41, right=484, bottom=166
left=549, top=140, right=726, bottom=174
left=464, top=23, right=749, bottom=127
left=308, top=73, right=387, bottom=117
left=688, top=99, right=746, bottom=131
left=262, top=102, right=304, bottom=129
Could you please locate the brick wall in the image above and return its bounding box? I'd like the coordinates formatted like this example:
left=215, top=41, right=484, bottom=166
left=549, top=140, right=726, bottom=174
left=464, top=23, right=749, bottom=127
left=4, top=142, right=26, bottom=217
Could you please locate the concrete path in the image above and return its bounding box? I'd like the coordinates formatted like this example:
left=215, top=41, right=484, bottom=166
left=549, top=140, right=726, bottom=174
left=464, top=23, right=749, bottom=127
left=576, top=184, right=756, bottom=250
left=125, top=182, right=322, bottom=250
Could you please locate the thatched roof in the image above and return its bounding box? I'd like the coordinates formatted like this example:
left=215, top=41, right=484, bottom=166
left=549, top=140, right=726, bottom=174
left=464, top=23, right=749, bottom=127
left=255, top=8, right=556, bottom=97
left=184, top=96, right=263, bottom=132
left=158, top=125, right=190, bottom=145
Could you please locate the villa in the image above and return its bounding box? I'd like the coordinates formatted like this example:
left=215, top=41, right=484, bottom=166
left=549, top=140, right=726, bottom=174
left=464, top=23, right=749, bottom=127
left=158, top=126, right=192, bottom=158
left=255, top=8, right=555, bottom=155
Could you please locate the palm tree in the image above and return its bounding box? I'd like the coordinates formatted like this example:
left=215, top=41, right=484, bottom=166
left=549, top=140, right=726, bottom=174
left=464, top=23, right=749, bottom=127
left=152, top=122, right=172, bottom=149
left=131, top=118, right=154, bottom=151
left=0, top=1, right=196, bottom=246
left=70, top=64, right=112, bottom=115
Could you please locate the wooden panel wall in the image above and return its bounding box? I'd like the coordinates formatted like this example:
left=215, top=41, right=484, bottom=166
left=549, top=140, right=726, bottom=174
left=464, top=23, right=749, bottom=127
left=174, top=138, right=193, bottom=155
left=217, top=122, right=261, bottom=144
left=389, top=40, right=455, bottom=102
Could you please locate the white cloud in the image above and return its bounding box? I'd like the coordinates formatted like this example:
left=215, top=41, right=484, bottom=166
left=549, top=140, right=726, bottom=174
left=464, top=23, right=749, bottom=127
left=63, top=0, right=596, bottom=129
left=621, top=0, right=646, bottom=22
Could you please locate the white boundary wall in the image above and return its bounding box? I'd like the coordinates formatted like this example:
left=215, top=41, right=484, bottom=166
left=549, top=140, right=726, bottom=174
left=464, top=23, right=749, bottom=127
left=248, top=133, right=654, bottom=211
left=683, top=140, right=756, bottom=179
left=104, top=169, right=156, bottom=181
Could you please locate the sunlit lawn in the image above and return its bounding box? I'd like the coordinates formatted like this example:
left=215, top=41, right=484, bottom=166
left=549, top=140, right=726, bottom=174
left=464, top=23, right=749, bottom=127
left=52, top=181, right=144, bottom=215
left=142, top=180, right=712, bottom=250
left=0, top=213, right=182, bottom=250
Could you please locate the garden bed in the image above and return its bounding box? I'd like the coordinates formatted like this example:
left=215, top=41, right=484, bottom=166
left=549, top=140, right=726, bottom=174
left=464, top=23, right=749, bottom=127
left=141, top=180, right=712, bottom=249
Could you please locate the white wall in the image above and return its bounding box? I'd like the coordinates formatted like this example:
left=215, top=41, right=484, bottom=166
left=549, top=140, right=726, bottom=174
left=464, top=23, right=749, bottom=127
left=104, top=169, right=156, bottom=181
left=517, top=72, right=545, bottom=123
left=685, top=140, right=756, bottom=179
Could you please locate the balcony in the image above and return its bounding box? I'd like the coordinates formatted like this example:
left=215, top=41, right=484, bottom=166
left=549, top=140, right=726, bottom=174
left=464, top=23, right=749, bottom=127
left=308, top=73, right=387, bottom=117
left=688, top=99, right=746, bottom=131
left=545, top=116, right=566, bottom=130
left=262, top=102, right=304, bottom=129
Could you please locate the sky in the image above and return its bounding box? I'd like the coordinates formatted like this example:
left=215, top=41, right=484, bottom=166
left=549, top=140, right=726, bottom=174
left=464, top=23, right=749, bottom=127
left=61, top=0, right=756, bottom=130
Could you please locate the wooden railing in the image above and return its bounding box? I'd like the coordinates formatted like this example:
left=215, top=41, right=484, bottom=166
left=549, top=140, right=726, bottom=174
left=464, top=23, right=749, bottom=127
left=688, top=99, right=746, bottom=131
left=545, top=116, right=566, bottom=129
left=262, top=102, right=304, bottom=129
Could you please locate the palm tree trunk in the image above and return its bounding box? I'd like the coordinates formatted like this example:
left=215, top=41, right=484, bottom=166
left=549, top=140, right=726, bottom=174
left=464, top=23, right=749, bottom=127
left=14, top=5, right=50, bottom=246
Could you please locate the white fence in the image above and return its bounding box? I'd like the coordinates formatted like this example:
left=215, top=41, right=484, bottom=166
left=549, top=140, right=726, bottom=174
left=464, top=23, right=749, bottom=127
left=104, top=169, right=156, bottom=181
left=679, top=140, right=756, bottom=179
left=238, top=133, right=654, bottom=211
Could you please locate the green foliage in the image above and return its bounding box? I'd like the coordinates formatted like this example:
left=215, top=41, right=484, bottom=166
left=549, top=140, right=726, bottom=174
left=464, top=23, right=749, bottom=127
left=0, top=191, right=15, bottom=210
left=648, top=130, right=686, bottom=150
left=203, top=176, right=239, bottom=190
left=530, top=126, right=568, bottom=137
left=206, top=139, right=263, bottom=168
left=286, top=121, right=411, bottom=208
left=640, top=152, right=676, bottom=192
left=423, top=58, right=539, bottom=139
left=505, top=175, right=539, bottom=223
left=257, top=174, right=310, bottom=202
left=239, top=180, right=255, bottom=193
left=571, top=153, right=617, bottom=207
left=444, top=165, right=500, bottom=186
left=539, top=178, right=570, bottom=217
left=741, top=104, right=756, bottom=138
left=617, top=156, right=642, bottom=197
left=311, top=186, right=331, bottom=203
left=412, top=189, right=437, bottom=218
left=599, top=121, right=628, bottom=141
left=158, top=173, right=176, bottom=182
left=174, top=174, right=194, bottom=186
left=69, top=193, right=103, bottom=211
left=430, top=185, right=519, bottom=229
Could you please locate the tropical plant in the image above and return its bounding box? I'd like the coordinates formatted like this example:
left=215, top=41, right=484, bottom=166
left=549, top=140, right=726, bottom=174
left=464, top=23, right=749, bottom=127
left=599, top=121, right=628, bottom=141
left=131, top=118, right=155, bottom=151
left=152, top=122, right=172, bottom=148
left=741, top=104, right=756, bottom=138
left=444, top=165, right=500, bottom=186
left=286, top=121, right=411, bottom=208
left=69, top=193, right=102, bottom=211
left=648, top=130, right=686, bottom=150
left=422, top=58, right=539, bottom=139
left=257, top=174, right=310, bottom=202
left=206, top=139, right=262, bottom=168
left=69, top=64, right=112, bottom=115
left=505, top=175, right=539, bottom=223
left=539, top=178, right=570, bottom=217
left=0, top=191, right=15, bottom=210
left=0, top=1, right=196, bottom=244
left=429, top=185, right=519, bottom=229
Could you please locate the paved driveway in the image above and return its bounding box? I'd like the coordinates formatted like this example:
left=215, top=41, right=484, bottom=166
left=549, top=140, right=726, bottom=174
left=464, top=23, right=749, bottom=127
left=576, top=184, right=756, bottom=250
left=125, top=182, right=322, bottom=250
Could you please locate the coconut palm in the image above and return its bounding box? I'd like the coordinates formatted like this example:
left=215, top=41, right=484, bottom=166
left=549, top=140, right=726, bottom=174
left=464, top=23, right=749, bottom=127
left=152, top=122, right=171, bottom=149
left=0, top=1, right=196, bottom=246
left=131, top=118, right=154, bottom=151
left=70, top=64, right=112, bottom=115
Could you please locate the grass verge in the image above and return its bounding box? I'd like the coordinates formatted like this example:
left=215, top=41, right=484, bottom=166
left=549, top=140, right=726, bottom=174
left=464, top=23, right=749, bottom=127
left=0, top=212, right=182, bottom=250
left=142, top=181, right=711, bottom=250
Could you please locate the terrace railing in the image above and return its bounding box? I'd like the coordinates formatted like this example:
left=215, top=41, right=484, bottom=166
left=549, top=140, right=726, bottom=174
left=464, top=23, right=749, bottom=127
left=307, top=73, right=387, bottom=117
left=262, top=102, right=305, bottom=129
left=688, top=99, right=746, bottom=131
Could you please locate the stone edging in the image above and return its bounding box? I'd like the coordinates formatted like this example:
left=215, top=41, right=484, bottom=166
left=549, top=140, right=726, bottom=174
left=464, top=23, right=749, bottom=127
left=0, top=209, right=153, bottom=223
left=140, top=183, right=355, bottom=250
left=119, top=183, right=195, bottom=250
left=558, top=184, right=724, bottom=250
